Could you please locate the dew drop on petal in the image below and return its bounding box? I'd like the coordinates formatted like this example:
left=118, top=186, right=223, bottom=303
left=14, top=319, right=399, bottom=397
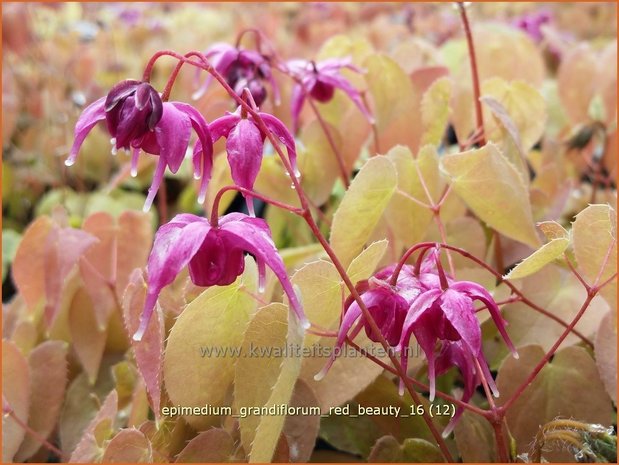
left=64, top=159, right=74, bottom=167
left=130, top=166, right=138, bottom=177
left=111, top=146, right=118, bottom=156
left=110, top=137, right=116, bottom=145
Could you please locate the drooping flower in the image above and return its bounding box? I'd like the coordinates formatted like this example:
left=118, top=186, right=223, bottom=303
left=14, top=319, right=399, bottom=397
left=286, top=57, right=374, bottom=132
left=133, top=212, right=307, bottom=341
left=193, top=43, right=278, bottom=106
left=397, top=252, right=518, bottom=402
left=66, top=79, right=214, bottom=211
left=193, top=106, right=298, bottom=215
left=314, top=278, right=409, bottom=381
left=316, top=246, right=517, bottom=433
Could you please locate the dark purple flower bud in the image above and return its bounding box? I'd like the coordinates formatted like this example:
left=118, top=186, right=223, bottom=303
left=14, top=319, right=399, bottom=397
left=104, top=79, right=163, bottom=151
left=66, top=82, right=214, bottom=212
left=133, top=212, right=307, bottom=341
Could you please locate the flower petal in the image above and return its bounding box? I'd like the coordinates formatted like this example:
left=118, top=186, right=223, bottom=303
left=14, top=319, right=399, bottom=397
left=226, top=118, right=263, bottom=196
left=154, top=103, right=192, bottom=173
left=66, top=96, right=107, bottom=166
left=451, top=281, right=518, bottom=357
left=135, top=215, right=211, bottom=341
left=318, top=73, right=374, bottom=124
left=440, top=289, right=482, bottom=356
left=290, top=84, right=306, bottom=133
left=259, top=112, right=299, bottom=177
left=220, top=216, right=306, bottom=325
left=314, top=300, right=363, bottom=381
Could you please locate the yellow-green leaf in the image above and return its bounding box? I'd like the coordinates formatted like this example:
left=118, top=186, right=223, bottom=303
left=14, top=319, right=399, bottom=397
left=163, top=257, right=259, bottom=430
left=441, top=143, right=540, bottom=248
left=233, top=303, right=305, bottom=463
left=481, top=78, right=547, bottom=153
left=572, top=204, right=617, bottom=311
left=421, top=77, right=452, bottom=146
left=504, top=237, right=569, bottom=280
left=364, top=54, right=421, bottom=152
left=347, top=240, right=389, bottom=285
left=291, top=260, right=342, bottom=346
left=384, top=145, right=439, bottom=248
left=330, top=156, right=397, bottom=268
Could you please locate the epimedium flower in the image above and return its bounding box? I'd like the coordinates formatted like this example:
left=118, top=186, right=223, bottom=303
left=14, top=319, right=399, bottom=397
left=193, top=106, right=298, bottom=215
left=65, top=79, right=214, bottom=211
left=193, top=43, right=279, bottom=106
left=397, top=252, right=518, bottom=403
left=316, top=247, right=518, bottom=429
left=286, top=57, right=374, bottom=132
left=133, top=212, right=307, bottom=341
left=314, top=278, right=409, bottom=381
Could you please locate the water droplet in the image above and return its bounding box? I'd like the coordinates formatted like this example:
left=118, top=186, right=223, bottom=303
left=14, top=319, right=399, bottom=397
left=194, top=173, right=201, bottom=180
left=130, top=166, right=138, bottom=177
left=111, top=146, right=118, bottom=156
left=290, top=183, right=296, bottom=189
left=258, top=282, right=265, bottom=293
left=293, top=168, right=301, bottom=178
left=64, top=159, right=74, bottom=167
left=110, top=137, right=116, bottom=145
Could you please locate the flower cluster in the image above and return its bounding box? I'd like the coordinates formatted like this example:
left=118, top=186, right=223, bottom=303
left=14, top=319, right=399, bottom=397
left=316, top=248, right=517, bottom=434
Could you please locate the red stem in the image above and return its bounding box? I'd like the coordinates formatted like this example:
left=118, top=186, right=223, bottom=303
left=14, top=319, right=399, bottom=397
left=306, top=97, right=351, bottom=188
left=499, top=291, right=596, bottom=413
left=458, top=2, right=485, bottom=147
left=210, top=185, right=303, bottom=226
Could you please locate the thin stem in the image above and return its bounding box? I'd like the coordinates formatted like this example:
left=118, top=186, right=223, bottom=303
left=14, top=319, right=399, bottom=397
left=500, top=291, right=596, bottom=412
left=306, top=97, right=350, bottom=188
left=210, top=185, right=303, bottom=226
left=565, top=253, right=591, bottom=291
left=3, top=402, right=67, bottom=461
left=492, top=421, right=510, bottom=463
left=457, top=2, right=485, bottom=147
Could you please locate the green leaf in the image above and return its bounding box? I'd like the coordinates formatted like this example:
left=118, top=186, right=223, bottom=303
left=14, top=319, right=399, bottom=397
left=347, top=240, right=389, bottom=285
left=101, top=428, right=152, bottom=463
left=292, top=260, right=342, bottom=346
left=572, top=204, right=617, bottom=311
left=384, top=145, right=439, bottom=248
left=497, top=345, right=614, bottom=462
left=330, top=156, right=397, bottom=268
left=368, top=435, right=445, bottom=463
left=175, top=428, right=237, bottom=463
left=453, top=411, right=497, bottom=462
left=421, top=77, right=452, bottom=146
left=163, top=257, right=259, bottom=430
left=441, top=143, right=540, bottom=248
left=364, top=54, right=422, bottom=152
left=481, top=78, right=547, bottom=153
left=504, top=222, right=569, bottom=280
left=233, top=303, right=306, bottom=463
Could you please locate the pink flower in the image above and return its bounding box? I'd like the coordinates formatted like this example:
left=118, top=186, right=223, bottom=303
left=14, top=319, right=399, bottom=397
left=133, top=212, right=307, bottom=341
left=316, top=247, right=517, bottom=433
left=193, top=43, right=279, bottom=106
left=314, top=279, right=409, bottom=381
left=287, top=57, right=374, bottom=132
left=66, top=80, right=214, bottom=211
left=193, top=107, right=298, bottom=215
left=397, top=253, right=518, bottom=402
